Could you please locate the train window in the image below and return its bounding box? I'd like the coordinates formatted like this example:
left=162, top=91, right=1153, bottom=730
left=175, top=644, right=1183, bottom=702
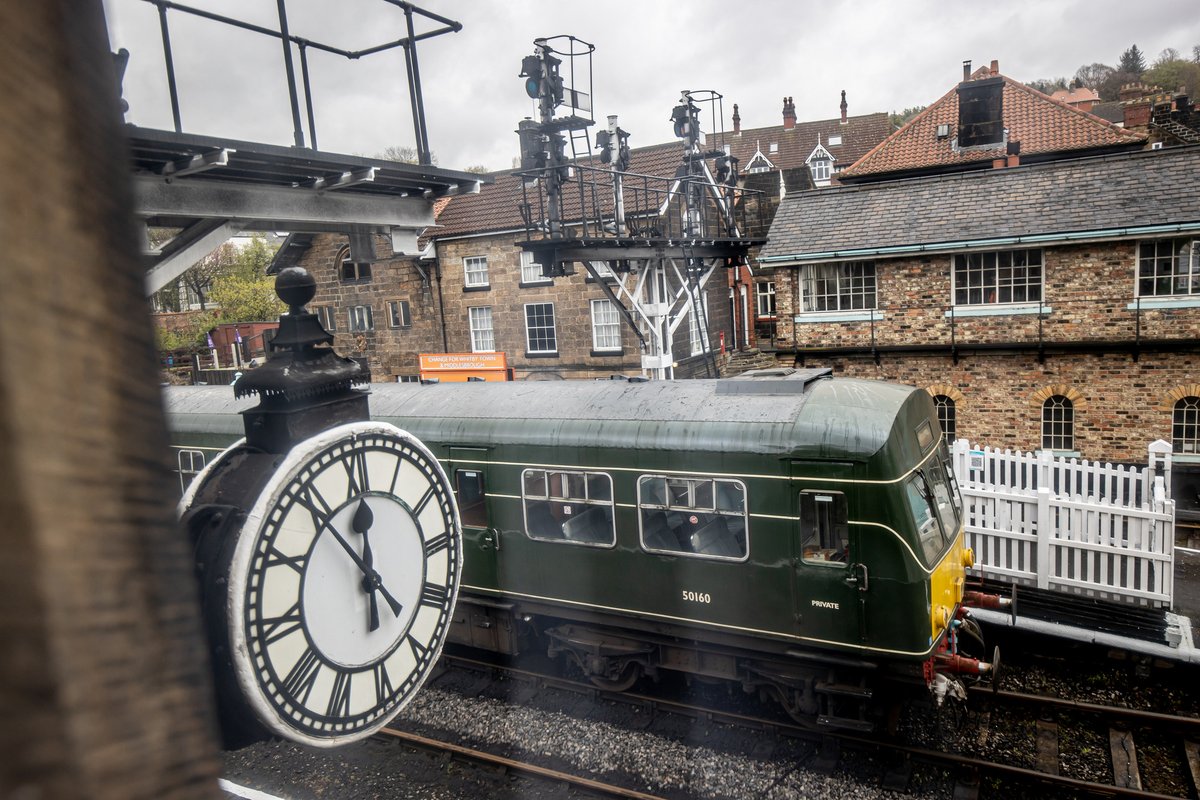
left=637, top=475, right=748, bottom=561
left=455, top=470, right=488, bottom=529
left=799, top=491, right=848, bottom=566
left=916, top=419, right=936, bottom=452
left=522, top=468, right=615, bottom=547
left=906, top=471, right=955, bottom=564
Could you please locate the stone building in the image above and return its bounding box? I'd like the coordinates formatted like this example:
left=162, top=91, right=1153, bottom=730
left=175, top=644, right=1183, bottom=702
left=759, top=144, right=1200, bottom=466
left=274, top=95, right=891, bottom=381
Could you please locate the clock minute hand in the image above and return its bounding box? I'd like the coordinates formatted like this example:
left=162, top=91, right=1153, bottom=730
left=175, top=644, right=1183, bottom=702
left=326, top=513, right=405, bottom=621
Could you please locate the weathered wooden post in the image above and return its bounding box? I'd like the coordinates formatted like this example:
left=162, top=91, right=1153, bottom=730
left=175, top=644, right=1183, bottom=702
left=0, top=2, right=221, bottom=797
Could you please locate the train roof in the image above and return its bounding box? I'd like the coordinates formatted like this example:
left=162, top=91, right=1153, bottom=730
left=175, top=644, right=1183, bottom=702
left=165, top=373, right=923, bottom=462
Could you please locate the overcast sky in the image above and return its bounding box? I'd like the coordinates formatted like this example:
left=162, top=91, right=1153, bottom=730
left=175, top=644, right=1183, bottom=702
left=103, top=0, right=1200, bottom=172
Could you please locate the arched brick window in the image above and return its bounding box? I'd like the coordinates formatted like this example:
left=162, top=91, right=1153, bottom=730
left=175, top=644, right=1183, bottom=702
left=1174, top=396, right=1200, bottom=454
left=1042, top=395, right=1074, bottom=451
left=933, top=394, right=956, bottom=445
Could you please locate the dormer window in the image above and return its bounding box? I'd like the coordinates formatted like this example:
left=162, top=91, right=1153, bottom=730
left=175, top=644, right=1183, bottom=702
left=805, top=142, right=836, bottom=186
left=745, top=143, right=775, bottom=175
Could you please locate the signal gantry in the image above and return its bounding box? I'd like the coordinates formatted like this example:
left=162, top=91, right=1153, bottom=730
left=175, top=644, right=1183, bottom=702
left=514, top=37, right=767, bottom=380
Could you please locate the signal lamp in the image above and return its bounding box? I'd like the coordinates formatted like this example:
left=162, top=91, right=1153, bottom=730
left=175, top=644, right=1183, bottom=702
left=671, top=103, right=693, bottom=139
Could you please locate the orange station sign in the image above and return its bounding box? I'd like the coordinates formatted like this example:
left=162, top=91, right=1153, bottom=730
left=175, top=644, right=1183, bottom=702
left=418, top=352, right=511, bottom=382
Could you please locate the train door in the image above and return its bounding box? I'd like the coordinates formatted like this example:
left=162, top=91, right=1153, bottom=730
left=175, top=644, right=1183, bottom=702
left=448, top=447, right=497, bottom=590
left=791, top=486, right=866, bottom=646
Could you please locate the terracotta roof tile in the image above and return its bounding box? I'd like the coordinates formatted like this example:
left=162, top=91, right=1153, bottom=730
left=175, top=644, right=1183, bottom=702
left=840, top=74, right=1145, bottom=180
left=431, top=114, right=892, bottom=239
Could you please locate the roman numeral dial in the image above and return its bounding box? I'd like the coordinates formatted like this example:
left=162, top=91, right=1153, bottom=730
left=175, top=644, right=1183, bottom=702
left=230, top=422, right=462, bottom=746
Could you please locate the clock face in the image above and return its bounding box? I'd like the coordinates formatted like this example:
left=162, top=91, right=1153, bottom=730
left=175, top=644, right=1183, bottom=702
left=228, top=422, right=461, bottom=746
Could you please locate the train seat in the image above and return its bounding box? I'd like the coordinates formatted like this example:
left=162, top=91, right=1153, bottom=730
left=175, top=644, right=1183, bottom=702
left=642, top=511, right=680, bottom=552
left=690, top=517, right=742, bottom=557
left=560, top=505, right=612, bottom=544
left=526, top=503, right=563, bottom=539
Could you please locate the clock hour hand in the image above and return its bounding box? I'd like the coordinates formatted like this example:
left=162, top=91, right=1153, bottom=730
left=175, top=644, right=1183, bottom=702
left=352, top=500, right=381, bottom=631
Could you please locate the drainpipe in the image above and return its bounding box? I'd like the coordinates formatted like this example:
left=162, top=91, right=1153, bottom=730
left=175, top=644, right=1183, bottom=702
left=435, top=261, right=448, bottom=353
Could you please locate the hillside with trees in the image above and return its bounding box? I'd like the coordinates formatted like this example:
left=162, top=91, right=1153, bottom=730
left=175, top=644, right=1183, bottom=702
left=1027, top=43, right=1200, bottom=101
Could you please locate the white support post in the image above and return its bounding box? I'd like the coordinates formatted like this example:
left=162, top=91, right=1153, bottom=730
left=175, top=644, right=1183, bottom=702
left=1036, top=486, right=1052, bottom=590
left=1038, top=448, right=1053, bottom=493
left=1147, top=439, right=1172, bottom=505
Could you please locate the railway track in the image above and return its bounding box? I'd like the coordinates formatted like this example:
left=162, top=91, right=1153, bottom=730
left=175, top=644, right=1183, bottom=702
left=403, top=652, right=1200, bottom=799
left=378, top=727, right=670, bottom=799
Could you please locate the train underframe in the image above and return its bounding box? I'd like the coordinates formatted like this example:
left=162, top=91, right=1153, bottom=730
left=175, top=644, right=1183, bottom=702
left=448, top=591, right=1004, bottom=731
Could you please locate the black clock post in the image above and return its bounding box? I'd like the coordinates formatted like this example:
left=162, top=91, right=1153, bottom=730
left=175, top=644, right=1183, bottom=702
left=235, top=265, right=370, bottom=453
left=179, top=267, right=463, bottom=750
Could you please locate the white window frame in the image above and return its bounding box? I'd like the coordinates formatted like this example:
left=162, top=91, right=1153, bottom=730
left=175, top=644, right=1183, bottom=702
left=388, top=299, right=411, bottom=329
left=799, top=262, right=877, bottom=313
left=1137, top=238, right=1199, bottom=299
left=520, top=251, right=549, bottom=284
left=590, top=299, right=622, bottom=352
left=755, top=281, right=776, bottom=318
left=464, top=255, right=489, bottom=288
left=1173, top=396, right=1200, bottom=455
left=468, top=306, right=494, bottom=352
left=1041, top=395, right=1074, bottom=453
left=524, top=302, right=558, bottom=354
left=348, top=304, right=373, bottom=332
left=810, top=159, right=831, bottom=182
left=314, top=305, right=337, bottom=332
left=953, top=249, right=1043, bottom=307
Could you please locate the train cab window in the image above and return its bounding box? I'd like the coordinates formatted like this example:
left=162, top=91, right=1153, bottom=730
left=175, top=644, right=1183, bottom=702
left=455, top=470, right=488, bottom=529
left=906, top=469, right=955, bottom=563
left=522, top=468, right=614, bottom=547
left=799, top=491, right=849, bottom=566
left=637, top=475, right=748, bottom=561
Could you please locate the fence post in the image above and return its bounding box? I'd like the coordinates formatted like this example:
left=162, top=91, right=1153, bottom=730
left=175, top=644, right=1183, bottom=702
left=1037, top=448, right=1053, bottom=492
left=1147, top=439, right=1172, bottom=504
left=1036, top=486, right=1052, bottom=590
left=952, top=438, right=969, bottom=486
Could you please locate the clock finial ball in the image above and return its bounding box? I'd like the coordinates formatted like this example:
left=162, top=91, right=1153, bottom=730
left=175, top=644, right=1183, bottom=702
left=276, top=267, right=317, bottom=313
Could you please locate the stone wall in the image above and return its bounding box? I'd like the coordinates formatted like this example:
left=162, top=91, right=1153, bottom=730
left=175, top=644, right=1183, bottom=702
left=767, top=239, right=1200, bottom=462
left=295, top=233, right=444, bottom=381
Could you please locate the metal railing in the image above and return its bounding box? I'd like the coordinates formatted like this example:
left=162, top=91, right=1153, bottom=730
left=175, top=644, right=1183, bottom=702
left=516, top=163, right=768, bottom=245
left=137, top=0, right=461, bottom=160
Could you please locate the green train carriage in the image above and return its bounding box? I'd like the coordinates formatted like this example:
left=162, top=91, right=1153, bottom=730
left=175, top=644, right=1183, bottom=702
left=166, top=369, right=986, bottom=726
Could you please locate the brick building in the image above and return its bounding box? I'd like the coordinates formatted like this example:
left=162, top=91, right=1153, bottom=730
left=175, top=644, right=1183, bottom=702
left=759, top=144, right=1200, bottom=465
left=276, top=95, right=891, bottom=381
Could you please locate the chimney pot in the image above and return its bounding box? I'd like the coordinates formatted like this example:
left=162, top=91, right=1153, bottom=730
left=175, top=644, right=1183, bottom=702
left=963, top=60, right=971, bottom=81
left=782, top=96, right=796, bottom=130
left=732, top=103, right=741, bottom=134
left=840, top=89, right=848, bottom=124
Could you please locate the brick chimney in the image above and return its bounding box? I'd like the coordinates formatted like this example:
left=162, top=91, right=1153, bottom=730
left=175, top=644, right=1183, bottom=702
left=990, top=59, right=999, bottom=76
left=732, top=103, right=741, bottom=134
left=840, top=90, right=847, bottom=124
left=782, top=96, right=796, bottom=130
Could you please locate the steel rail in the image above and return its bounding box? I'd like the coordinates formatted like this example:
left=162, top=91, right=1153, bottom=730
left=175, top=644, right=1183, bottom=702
left=378, top=728, right=669, bottom=800
left=435, top=653, right=1197, bottom=799
left=972, top=685, right=1200, bottom=731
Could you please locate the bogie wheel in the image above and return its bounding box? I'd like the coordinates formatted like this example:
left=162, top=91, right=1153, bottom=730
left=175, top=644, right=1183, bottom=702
left=588, top=661, right=641, bottom=692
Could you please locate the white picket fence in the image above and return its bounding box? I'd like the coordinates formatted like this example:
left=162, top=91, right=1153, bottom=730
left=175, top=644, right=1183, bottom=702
left=950, top=439, right=1176, bottom=607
